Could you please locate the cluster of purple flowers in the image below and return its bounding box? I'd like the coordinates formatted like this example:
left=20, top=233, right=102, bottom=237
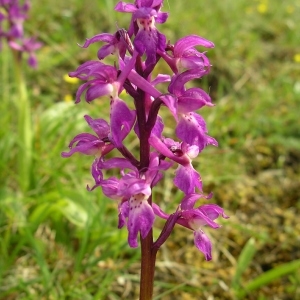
left=62, top=0, right=228, bottom=261
left=0, top=0, right=41, bottom=67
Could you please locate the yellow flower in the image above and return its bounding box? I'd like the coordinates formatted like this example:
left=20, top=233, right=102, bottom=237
left=294, top=54, right=300, bottom=63
left=63, top=74, right=79, bottom=84
left=257, top=3, right=268, bottom=14
left=64, top=94, right=74, bottom=102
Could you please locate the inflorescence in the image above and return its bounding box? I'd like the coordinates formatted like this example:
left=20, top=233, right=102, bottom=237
left=62, top=0, right=228, bottom=261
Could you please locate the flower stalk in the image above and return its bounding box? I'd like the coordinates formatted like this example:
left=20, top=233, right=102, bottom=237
left=140, top=214, right=156, bottom=299
left=1, top=0, right=42, bottom=192
left=12, top=48, right=32, bottom=192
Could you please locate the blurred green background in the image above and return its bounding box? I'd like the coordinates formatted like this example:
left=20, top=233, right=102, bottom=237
left=0, top=0, right=299, bottom=299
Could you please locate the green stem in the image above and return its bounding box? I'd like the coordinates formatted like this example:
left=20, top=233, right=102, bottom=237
left=12, top=50, right=32, bottom=193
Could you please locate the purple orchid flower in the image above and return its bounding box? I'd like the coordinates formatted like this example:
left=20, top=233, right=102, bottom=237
left=153, top=194, right=229, bottom=260
left=120, top=181, right=154, bottom=247
left=1, top=0, right=30, bottom=39
left=119, top=151, right=174, bottom=247
left=69, top=60, right=137, bottom=147
left=115, top=0, right=168, bottom=67
left=149, top=136, right=202, bottom=194
left=167, top=68, right=218, bottom=151
left=8, top=36, right=42, bottom=67
left=79, top=29, right=132, bottom=60
left=158, top=34, right=214, bottom=74
left=61, top=115, right=114, bottom=159
left=0, top=0, right=42, bottom=67
left=90, top=153, right=170, bottom=248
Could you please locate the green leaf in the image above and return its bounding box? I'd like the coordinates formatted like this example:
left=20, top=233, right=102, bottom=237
left=240, top=259, right=300, bottom=297
left=56, top=198, right=88, bottom=227
left=232, top=237, right=257, bottom=289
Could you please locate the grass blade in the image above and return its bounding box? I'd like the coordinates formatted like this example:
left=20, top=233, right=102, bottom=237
left=232, top=237, right=257, bottom=289
left=239, top=259, right=300, bottom=297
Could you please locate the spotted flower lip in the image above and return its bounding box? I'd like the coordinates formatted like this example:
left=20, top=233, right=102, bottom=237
left=117, top=164, right=160, bottom=248
left=133, top=21, right=166, bottom=67
left=115, top=0, right=168, bottom=67
left=92, top=166, right=157, bottom=248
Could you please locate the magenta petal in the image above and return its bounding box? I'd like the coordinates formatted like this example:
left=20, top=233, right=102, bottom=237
left=97, top=44, right=115, bottom=60
left=135, top=0, right=163, bottom=8
left=68, top=133, right=98, bottom=148
left=98, top=157, right=136, bottom=171
left=178, top=88, right=213, bottom=113
left=69, top=61, right=104, bottom=80
left=134, top=7, right=157, bottom=19
left=207, top=136, right=218, bottom=147
left=174, top=35, right=214, bottom=57
left=174, top=165, right=202, bottom=194
left=110, top=99, right=136, bottom=147
left=128, top=180, right=151, bottom=196
left=84, top=115, right=110, bottom=138
left=180, top=193, right=202, bottom=210
left=176, top=113, right=211, bottom=151
left=151, top=0, right=164, bottom=7
left=114, top=2, right=137, bottom=13
left=28, top=54, right=37, bottom=68
left=79, top=33, right=114, bottom=48
left=180, top=55, right=211, bottom=70
left=150, top=115, right=164, bottom=138
left=127, top=196, right=155, bottom=247
left=148, top=135, right=188, bottom=165
left=8, top=40, right=23, bottom=51
left=134, top=28, right=166, bottom=66
left=87, top=159, right=104, bottom=191
left=75, top=81, right=97, bottom=103
left=85, top=83, right=113, bottom=102
left=160, top=94, right=178, bottom=120
left=169, top=68, right=209, bottom=96
left=194, top=230, right=212, bottom=261
left=61, top=140, right=103, bottom=157
left=101, top=177, right=123, bottom=200
left=127, top=69, right=161, bottom=99
left=152, top=203, right=169, bottom=219
left=118, top=201, right=129, bottom=229
left=181, top=193, right=213, bottom=210
left=155, top=11, right=169, bottom=23
left=183, top=208, right=220, bottom=229
left=200, top=204, right=230, bottom=220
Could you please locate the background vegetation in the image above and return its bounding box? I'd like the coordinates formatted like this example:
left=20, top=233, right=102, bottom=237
left=0, top=0, right=299, bottom=299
